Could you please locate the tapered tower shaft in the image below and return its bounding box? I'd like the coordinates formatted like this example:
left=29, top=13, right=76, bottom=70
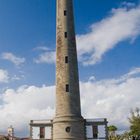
left=56, top=0, right=81, bottom=117
left=53, top=0, right=85, bottom=140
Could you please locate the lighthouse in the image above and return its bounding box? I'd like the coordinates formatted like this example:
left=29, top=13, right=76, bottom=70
left=53, top=0, right=86, bottom=139
left=29, top=1, right=108, bottom=139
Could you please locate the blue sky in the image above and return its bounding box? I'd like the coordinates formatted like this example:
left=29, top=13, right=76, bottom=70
left=0, top=0, right=140, bottom=86
left=0, top=0, right=140, bottom=137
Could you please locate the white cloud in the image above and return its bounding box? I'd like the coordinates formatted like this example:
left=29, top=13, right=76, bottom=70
left=0, top=69, right=9, bottom=83
left=81, top=67, right=140, bottom=131
left=11, top=75, right=25, bottom=81
left=34, top=46, right=51, bottom=51
left=34, top=51, right=56, bottom=64
left=1, top=52, right=25, bottom=66
left=0, top=85, right=55, bottom=136
left=88, top=76, right=96, bottom=82
left=77, top=4, right=140, bottom=65
left=121, top=2, right=136, bottom=8
left=0, top=68, right=140, bottom=135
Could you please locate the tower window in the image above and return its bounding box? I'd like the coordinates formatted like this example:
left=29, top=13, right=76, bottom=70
left=64, top=10, right=67, bottom=16
left=64, top=32, right=67, bottom=38
left=66, top=84, right=69, bottom=92
left=65, top=127, right=71, bottom=133
left=65, top=56, right=68, bottom=63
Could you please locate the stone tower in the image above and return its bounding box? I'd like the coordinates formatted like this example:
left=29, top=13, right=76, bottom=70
left=53, top=0, right=85, bottom=140
left=7, top=126, right=14, bottom=140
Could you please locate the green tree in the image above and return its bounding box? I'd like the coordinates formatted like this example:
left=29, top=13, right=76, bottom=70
left=128, top=107, right=140, bottom=136
left=120, top=131, right=131, bottom=140
left=108, top=125, right=118, bottom=139
left=108, top=125, right=118, bottom=132
left=0, top=136, right=8, bottom=140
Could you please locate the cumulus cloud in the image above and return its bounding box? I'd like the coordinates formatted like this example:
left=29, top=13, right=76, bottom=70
left=11, top=75, right=25, bottom=81
left=121, top=2, right=136, bottom=8
left=34, top=46, right=51, bottom=51
left=77, top=3, right=140, bottom=65
left=0, top=68, right=140, bottom=135
left=33, top=46, right=56, bottom=64
left=34, top=51, right=56, bottom=64
left=1, top=52, right=25, bottom=66
left=81, top=67, right=140, bottom=131
left=0, top=85, right=55, bottom=136
left=0, top=69, right=9, bottom=83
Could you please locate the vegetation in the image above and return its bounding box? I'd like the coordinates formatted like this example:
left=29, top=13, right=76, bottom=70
left=0, top=136, right=8, bottom=140
left=128, top=107, right=140, bottom=137
left=108, top=125, right=118, bottom=140
left=108, top=125, right=118, bottom=132
left=108, top=108, right=140, bottom=140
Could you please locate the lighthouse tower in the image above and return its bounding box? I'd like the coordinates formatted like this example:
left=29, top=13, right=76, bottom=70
left=53, top=0, right=85, bottom=140
left=29, top=1, right=108, bottom=139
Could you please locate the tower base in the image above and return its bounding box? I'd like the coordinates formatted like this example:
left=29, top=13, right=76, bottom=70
left=53, top=115, right=86, bottom=140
